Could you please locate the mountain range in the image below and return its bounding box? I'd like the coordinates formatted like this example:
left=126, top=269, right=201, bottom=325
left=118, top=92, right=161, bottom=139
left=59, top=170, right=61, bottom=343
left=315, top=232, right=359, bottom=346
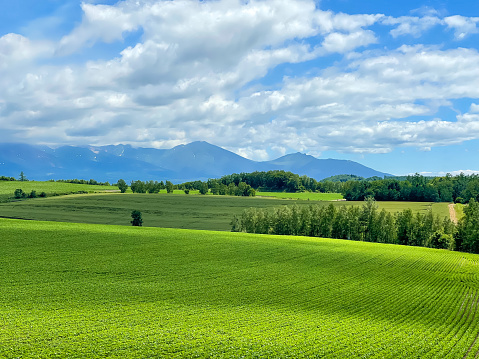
left=0, top=141, right=391, bottom=183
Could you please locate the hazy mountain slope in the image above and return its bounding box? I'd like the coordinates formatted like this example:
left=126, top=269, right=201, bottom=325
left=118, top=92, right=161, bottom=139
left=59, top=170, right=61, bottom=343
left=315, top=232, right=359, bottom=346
left=0, top=142, right=390, bottom=182
left=265, top=153, right=388, bottom=179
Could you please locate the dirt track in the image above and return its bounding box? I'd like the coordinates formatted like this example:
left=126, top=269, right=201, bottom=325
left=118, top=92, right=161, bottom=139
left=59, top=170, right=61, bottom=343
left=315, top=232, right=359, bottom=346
left=448, top=203, right=458, bottom=224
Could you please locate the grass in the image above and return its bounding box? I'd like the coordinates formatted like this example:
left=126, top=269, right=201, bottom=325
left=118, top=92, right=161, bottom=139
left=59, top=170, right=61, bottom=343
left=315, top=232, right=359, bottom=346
left=0, top=193, right=452, bottom=231
left=455, top=203, right=465, bottom=221
left=0, top=180, right=117, bottom=202
left=256, top=191, right=343, bottom=201
left=1, top=218, right=479, bottom=358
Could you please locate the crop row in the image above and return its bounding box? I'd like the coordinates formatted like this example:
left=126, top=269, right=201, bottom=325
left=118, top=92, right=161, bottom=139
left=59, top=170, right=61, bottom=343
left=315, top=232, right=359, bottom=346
left=1, top=219, right=479, bottom=357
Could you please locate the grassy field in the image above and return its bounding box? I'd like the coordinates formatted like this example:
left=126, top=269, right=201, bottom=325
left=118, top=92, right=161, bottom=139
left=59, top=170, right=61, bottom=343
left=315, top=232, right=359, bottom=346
left=1, top=218, right=478, bottom=358
left=0, top=193, right=452, bottom=231
left=0, top=180, right=118, bottom=202
left=256, top=191, right=343, bottom=201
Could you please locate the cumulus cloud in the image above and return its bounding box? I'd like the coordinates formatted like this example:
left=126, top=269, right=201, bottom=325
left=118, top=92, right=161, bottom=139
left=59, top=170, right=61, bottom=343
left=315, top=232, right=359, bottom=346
left=384, top=15, right=442, bottom=37
left=0, top=33, right=53, bottom=70
left=1, top=0, right=479, bottom=162
left=322, top=30, right=378, bottom=53
left=444, top=15, right=479, bottom=39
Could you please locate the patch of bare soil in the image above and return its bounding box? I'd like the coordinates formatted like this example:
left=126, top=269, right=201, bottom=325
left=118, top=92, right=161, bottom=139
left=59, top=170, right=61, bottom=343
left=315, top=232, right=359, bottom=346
left=449, top=203, right=458, bottom=224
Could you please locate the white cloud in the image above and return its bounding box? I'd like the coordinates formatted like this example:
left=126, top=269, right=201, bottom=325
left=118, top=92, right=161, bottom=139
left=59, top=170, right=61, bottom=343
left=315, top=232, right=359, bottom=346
left=470, top=103, right=479, bottom=113
left=444, top=15, right=479, bottom=39
left=0, top=34, right=52, bottom=70
left=384, top=16, right=442, bottom=38
left=322, top=30, right=378, bottom=53
left=2, top=0, right=479, bottom=162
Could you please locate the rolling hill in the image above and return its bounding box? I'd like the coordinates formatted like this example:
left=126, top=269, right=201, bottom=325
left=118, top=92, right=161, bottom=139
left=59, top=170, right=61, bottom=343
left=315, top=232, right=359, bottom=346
left=1, top=218, right=478, bottom=358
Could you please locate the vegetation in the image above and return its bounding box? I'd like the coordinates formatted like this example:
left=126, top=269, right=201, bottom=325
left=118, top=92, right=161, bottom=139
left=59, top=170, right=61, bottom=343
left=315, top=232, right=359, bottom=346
left=0, top=193, right=449, bottom=231
left=130, top=210, right=143, bottom=226
left=255, top=191, right=343, bottom=201
left=54, top=178, right=111, bottom=186
left=117, top=179, right=128, bottom=193
left=456, top=199, right=479, bottom=253
left=0, top=180, right=118, bottom=203
left=340, top=173, right=479, bottom=203
left=1, top=218, right=479, bottom=358
left=202, top=171, right=479, bottom=203
left=234, top=198, right=457, bottom=250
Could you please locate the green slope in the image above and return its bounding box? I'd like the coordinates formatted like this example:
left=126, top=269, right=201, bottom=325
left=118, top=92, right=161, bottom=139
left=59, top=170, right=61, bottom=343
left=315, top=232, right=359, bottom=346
left=0, top=193, right=450, bottom=231
left=0, top=180, right=117, bottom=202
left=1, top=218, right=478, bottom=358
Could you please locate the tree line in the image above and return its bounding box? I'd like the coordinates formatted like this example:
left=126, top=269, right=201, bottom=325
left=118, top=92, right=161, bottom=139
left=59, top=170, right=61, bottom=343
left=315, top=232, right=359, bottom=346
left=213, top=171, right=479, bottom=203
left=122, top=179, right=256, bottom=197
left=340, top=173, right=479, bottom=203
left=232, top=198, right=479, bottom=254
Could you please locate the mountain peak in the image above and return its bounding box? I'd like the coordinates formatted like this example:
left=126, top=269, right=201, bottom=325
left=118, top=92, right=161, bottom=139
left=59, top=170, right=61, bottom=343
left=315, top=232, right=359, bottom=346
left=0, top=141, right=391, bottom=182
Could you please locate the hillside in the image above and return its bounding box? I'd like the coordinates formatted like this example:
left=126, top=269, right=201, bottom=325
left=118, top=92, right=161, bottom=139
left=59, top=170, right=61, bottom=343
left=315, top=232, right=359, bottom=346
left=1, top=218, right=478, bottom=358
left=0, top=192, right=449, bottom=230
left=0, top=142, right=390, bottom=182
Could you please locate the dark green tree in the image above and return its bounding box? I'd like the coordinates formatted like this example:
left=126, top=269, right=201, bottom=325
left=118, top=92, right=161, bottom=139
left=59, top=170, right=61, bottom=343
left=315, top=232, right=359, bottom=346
left=199, top=182, right=208, bottom=195
left=131, top=210, right=143, bottom=226
left=166, top=181, right=174, bottom=194
left=130, top=180, right=146, bottom=193
left=19, top=172, right=27, bottom=182
left=14, top=188, right=26, bottom=199
left=117, top=179, right=128, bottom=193
left=458, top=198, right=479, bottom=253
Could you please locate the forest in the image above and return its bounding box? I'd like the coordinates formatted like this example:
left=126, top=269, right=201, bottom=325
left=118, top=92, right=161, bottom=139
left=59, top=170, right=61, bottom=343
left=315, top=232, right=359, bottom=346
left=233, top=198, right=479, bottom=254
left=212, top=171, right=479, bottom=203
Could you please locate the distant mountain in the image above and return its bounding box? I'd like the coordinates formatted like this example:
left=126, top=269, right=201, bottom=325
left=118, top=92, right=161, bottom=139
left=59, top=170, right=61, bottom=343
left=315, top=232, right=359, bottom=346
left=265, top=153, right=388, bottom=180
left=0, top=141, right=391, bottom=183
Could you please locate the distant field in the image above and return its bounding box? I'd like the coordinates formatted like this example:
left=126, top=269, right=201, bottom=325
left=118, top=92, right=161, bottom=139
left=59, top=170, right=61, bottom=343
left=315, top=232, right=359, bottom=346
left=0, top=181, right=117, bottom=202
left=256, top=191, right=343, bottom=201
left=0, top=193, right=452, bottom=231
left=1, top=218, right=478, bottom=358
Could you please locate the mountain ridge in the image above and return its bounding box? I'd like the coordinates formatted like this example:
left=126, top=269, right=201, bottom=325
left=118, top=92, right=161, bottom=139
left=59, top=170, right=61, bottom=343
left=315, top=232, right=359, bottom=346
left=0, top=141, right=391, bottom=183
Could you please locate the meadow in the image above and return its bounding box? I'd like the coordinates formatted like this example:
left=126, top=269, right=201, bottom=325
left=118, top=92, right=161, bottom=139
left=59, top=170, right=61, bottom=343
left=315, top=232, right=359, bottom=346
left=0, top=192, right=452, bottom=231
left=0, top=180, right=117, bottom=202
left=1, top=218, right=478, bottom=358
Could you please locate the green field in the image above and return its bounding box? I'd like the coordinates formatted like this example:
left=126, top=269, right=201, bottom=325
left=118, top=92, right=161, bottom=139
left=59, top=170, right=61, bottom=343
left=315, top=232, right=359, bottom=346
left=256, top=191, right=344, bottom=201
left=0, top=193, right=452, bottom=231
left=0, top=180, right=118, bottom=202
left=1, top=218, right=478, bottom=358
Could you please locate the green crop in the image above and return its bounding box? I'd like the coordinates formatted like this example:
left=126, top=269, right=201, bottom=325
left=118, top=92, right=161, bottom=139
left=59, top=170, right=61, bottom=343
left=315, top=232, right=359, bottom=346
left=1, top=218, right=478, bottom=358
left=0, top=180, right=117, bottom=202
left=0, top=193, right=450, bottom=231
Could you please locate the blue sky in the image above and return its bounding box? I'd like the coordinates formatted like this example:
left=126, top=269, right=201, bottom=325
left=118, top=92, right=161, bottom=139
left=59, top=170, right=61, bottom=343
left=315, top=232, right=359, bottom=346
left=1, top=0, right=479, bottom=176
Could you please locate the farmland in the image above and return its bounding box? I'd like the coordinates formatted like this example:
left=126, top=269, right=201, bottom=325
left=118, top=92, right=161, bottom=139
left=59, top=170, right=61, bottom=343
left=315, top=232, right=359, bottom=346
left=1, top=218, right=479, bottom=358
left=0, top=192, right=452, bottom=231
left=0, top=180, right=117, bottom=202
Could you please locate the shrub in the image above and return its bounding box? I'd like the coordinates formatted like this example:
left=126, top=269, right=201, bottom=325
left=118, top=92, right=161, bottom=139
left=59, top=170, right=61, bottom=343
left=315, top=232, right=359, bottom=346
left=131, top=210, right=143, bottom=226
left=14, top=189, right=26, bottom=199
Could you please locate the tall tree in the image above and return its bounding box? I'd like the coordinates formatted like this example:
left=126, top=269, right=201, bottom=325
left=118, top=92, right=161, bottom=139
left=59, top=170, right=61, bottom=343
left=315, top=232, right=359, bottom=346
left=117, top=179, right=128, bottom=193
left=131, top=210, right=143, bottom=226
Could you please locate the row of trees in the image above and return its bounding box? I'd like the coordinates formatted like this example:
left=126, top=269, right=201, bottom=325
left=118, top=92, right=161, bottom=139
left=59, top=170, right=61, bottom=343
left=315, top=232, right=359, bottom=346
left=53, top=178, right=111, bottom=186
left=232, top=198, right=479, bottom=252
left=340, top=173, right=479, bottom=203
left=127, top=180, right=174, bottom=194
left=120, top=179, right=256, bottom=197
left=214, top=171, right=479, bottom=203
left=13, top=189, right=47, bottom=199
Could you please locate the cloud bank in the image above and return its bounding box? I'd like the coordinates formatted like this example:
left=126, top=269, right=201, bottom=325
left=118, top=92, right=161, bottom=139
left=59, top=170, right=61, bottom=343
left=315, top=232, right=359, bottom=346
left=1, top=0, right=479, bottom=161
